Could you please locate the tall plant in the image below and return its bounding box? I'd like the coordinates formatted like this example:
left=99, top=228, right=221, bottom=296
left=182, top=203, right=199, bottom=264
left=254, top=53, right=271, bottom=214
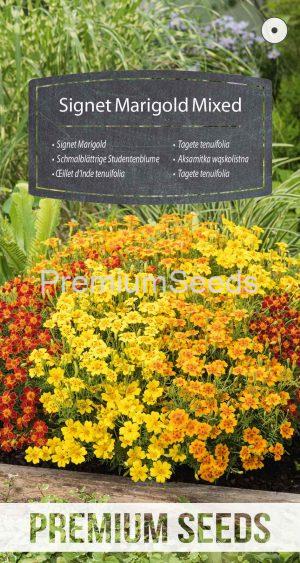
left=0, top=183, right=61, bottom=283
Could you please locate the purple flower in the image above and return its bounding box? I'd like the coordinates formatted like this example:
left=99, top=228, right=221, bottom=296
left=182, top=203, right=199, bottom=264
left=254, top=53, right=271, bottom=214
left=219, top=36, right=236, bottom=48
left=255, top=35, right=265, bottom=44
left=227, top=19, right=249, bottom=34
left=169, top=13, right=187, bottom=31
left=267, top=47, right=281, bottom=59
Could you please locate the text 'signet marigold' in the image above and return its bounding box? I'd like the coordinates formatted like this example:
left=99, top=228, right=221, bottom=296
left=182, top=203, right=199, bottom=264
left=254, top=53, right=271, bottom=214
left=1, top=214, right=299, bottom=484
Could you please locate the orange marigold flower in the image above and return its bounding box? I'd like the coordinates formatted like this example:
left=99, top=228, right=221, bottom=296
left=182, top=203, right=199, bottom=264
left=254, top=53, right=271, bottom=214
left=197, top=422, right=212, bottom=440
left=239, top=392, right=259, bottom=411
left=220, top=403, right=235, bottom=417
left=280, top=421, right=294, bottom=439
left=189, top=439, right=208, bottom=462
left=243, top=427, right=261, bottom=444
left=169, top=409, right=189, bottom=429
left=215, top=444, right=229, bottom=464
left=251, top=437, right=268, bottom=455
left=242, top=456, right=264, bottom=471
left=219, top=415, right=237, bottom=434
left=185, top=419, right=200, bottom=437
left=269, top=442, right=284, bottom=461
left=205, top=360, right=227, bottom=377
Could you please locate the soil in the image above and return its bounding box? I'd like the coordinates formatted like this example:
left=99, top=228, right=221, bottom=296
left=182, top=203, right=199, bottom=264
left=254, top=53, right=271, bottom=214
left=1, top=439, right=300, bottom=494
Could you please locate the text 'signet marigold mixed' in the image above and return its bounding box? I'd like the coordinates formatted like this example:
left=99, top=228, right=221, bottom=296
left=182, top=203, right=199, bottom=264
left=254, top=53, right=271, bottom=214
left=1, top=214, right=299, bottom=484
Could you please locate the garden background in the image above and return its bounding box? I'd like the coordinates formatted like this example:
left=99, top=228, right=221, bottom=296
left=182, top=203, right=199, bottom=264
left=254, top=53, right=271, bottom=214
left=0, top=0, right=299, bottom=561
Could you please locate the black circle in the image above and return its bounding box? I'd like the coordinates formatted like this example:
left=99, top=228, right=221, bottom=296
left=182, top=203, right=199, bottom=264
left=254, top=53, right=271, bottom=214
left=271, top=27, right=278, bottom=33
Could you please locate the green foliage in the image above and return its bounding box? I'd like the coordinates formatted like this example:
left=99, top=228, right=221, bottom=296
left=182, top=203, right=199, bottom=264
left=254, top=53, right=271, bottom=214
left=273, top=75, right=300, bottom=160
left=0, top=551, right=299, bottom=562
left=0, top=183, right=61, bottom=283
left=0, top=0, right=260, bottom=189
left=264, top=0, right=300, bottom=73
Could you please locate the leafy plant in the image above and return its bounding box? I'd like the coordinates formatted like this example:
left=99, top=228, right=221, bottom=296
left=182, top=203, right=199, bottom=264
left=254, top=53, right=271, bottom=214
left=0, top=183, right=61, bottom=282
left=273, top=75, right=300, bottom=162
left=1, top=553, right=300, bottom=562
left=264, top=0, right=300, bottom=74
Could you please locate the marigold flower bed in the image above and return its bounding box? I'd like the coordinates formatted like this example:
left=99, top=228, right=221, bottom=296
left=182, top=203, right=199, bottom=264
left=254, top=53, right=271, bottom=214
left=0, top=215, right=299, bottom=486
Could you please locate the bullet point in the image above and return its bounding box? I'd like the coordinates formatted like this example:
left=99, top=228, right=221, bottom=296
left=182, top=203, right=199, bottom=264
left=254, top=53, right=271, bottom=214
left=52, top=144, right=55, bottom=146
left=173, top=158, right=175, bottom=161
left=173, top=143, right=176, bottom=147
left=173, top=173, right=176, bottom=176
left=52, top=173, right=54, bottom=176
left=52, top=158, right=54, bottom=161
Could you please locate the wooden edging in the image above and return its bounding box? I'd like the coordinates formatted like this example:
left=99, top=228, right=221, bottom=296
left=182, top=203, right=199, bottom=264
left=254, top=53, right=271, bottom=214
left=0, top=463, right=299, bottom=503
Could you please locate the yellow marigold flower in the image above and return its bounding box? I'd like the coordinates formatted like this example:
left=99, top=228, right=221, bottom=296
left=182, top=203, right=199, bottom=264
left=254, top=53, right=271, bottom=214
left=62, top=419, right=81, bottom=440
left=47, top=367, right=65, bottom=387
left=43, top=237, right=60, bottom=248
left=69, top=443, right=87, bottom=465
left=279, top=391, right=290, bottom=405
left=201, top=383, right=216, bottom=397
left=210, top=426, right=221, bottom=439
left=77, top=421, right=96, bottom=443
left=147, top=443, right=164, bottom=461
left=185, top=419, right=200, bottom=437
left=265, top=393, right=281, bottom=409
left=126, top=446, right=146, bottom=467
left=129, top=409, right=145, bottom=425
left=25, top=446, right=41, bottom=465
left=130, top=461, right=149, bottom=482
left=40, top=393, right=59, bottom=414
left=93, top=437, right=114, bottom=460
left=46, top=437, right=62, bottom=454
left=240, top=445, right=252, bottom=461
left=143, top=379, right=163, bottom=405
left=168, top=445, right=186, bottom=463
left=150, top=460, right=172, bottom=483
left=29, top=366, right=45, bottom=378
left=119, top=421, right=140, bottom=447
left=52, top=446, right=70, bottom=468
left=39, top=446, right=51, bottom=462
left=77, top=399, right=95, bottom=414
left=144, top=412, right=163, bottom=434
left=242, top=456, right=264, bottom=471
left=68, top=377, right=86, bottom=392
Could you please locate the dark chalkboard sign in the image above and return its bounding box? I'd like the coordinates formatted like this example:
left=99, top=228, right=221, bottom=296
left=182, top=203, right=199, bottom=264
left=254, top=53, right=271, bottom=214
left=29, top=71, right=272, bottom=204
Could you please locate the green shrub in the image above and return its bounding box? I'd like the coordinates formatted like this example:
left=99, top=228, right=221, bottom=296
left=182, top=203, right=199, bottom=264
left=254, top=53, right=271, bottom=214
left=273, top=75, right=300, bottom=160
left=0, top=183, right=60, bottom=283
